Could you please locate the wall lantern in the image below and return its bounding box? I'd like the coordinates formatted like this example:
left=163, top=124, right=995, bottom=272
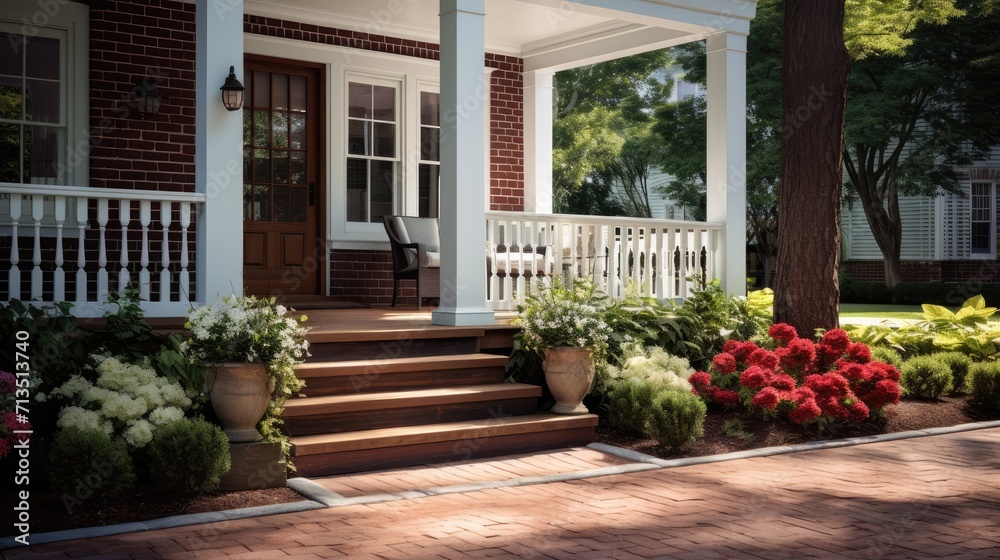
left=220, top=66, right=245, bottom=111
left=133, top=77, right=162, bottom=115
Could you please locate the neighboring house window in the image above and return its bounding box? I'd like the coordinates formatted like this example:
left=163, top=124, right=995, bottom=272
left=418, top=90, right=440, bottom=218
left=0, top=25, right=65, bottom=184
left=971, top=182, right=995, bottom=256
left=346, top=79, right=399, bottom=223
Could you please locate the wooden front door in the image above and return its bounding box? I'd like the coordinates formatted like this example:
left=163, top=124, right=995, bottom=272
left=243, top=58, right=323, bottom=296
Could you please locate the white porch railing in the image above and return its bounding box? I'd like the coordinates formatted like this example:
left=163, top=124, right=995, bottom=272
left=486, top=211, right=722, bottom=311
left=1, top=185, right=205, bottom=317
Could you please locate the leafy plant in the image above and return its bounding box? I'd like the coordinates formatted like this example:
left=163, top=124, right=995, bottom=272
left=900, top=356, right=954, bottom=399
left=930, top=352, right=973, bottom=394
left=607, top=377, right=660, bottom=435
left=660, top=279, right=756, bottom=369
left=722, top=418, right=754, bottom=443
left=870, top=347, right=904, bottom=369
left=968, top=362, right=1000, bottom=416
left=511, top=279, right=613, bottom=359
left=647, top=390, right=706, bottom=452
left=48, top=428, right=135, bottom=502
left=146, top=418, right=231, bottom=495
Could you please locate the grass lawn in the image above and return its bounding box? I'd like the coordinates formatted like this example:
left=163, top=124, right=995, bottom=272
left=838, top=303, right=926, bottom=320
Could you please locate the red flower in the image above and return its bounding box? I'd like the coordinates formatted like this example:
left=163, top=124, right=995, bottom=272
left=739, top=366, right=769, bottom=389
left=752, top=387, right=781, bottom=410
left=713, top=390, right=742, bottom=407
left=722, top=340, right=758, bottom=363
left=789, top=399, right=822, bottom=424
left=849, top=401, right=870, bottom=422
left=815, top=343, right=843, bottom=370
left=689, top=371, right=713, bottom=389
left=713, top=353, right=737, bottom=375
left=747, top=348, right=779, bottom=370
left=846, top=342, right=872, bottom=363
left=837, top=363, right=868, bottom=383
left=859, top=379, right=902, bottom=411
left=791, top=386, right=816, bottom=404
left=776, top=338, right=817, bottom=371
left=820, top=329, right=851, bottom=354
left=768, top=323, right=799, bottom=345
left=767, top=373, right=797, bottom=391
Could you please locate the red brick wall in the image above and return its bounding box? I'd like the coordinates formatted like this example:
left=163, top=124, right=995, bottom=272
left=842, top=260, right=1000, bottom=284
left=89, top=0, right=196, bottom=192
left=245, top=16, right=526, bottom=304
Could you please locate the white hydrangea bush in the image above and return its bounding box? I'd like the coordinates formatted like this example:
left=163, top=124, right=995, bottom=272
left=52, top=356, right=191, bottom=448
left=611, top=345, right=695, bottom=393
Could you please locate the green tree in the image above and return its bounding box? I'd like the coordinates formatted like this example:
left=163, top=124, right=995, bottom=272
left=843, top=0, right=1000, bottom=288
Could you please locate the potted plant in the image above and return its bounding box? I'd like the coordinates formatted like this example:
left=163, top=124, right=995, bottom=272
left=181, top=296, right=309, bottom=442
left=512, top=280, right=612, bottom=414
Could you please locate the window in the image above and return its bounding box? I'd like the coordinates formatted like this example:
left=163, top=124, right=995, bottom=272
left=971, top=182, right=995, bottom=256
left=418, top=90, right=440, bottom=218
left=346, top=80, right=399, bottom=223
left=0, top=25, right=65, bottom=184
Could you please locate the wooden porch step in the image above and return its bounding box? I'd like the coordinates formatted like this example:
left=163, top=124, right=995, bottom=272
left=294, top=353, right=509, bottom=396
left=306, top=335, right=482, bottom=362
left=283, top=383, right=540, bottom=436
left=289, top=413, right=598, bottom=477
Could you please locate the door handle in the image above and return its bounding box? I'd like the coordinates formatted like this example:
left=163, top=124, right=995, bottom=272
left=308, top=182, right=316, bottom=206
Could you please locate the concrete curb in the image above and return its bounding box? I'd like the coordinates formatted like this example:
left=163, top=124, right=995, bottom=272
left=6, top=420, right=999, bottom=551
left=588, top=420, right=1000, bottom=468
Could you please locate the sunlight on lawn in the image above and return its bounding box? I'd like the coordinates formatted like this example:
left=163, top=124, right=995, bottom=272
left=838, top=303, right=926, bottom=320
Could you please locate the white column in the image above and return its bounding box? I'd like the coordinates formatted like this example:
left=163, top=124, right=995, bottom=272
left=195, top=0, right=245, bottom=302
left=432, top=0, right=495, bottom=326
left=524, top=70, right=554, bottom=214
left=705, top=31, right=747, bottom=296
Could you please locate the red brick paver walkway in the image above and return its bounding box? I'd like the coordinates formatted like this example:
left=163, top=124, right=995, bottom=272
left=7, top=428, right=1000, bottom=559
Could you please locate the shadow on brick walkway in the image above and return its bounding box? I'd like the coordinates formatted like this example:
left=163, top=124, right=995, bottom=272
left=5, top=428, right=1000, bottom=559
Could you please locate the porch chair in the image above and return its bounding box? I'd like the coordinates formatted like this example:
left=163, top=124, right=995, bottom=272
left=382, top=215, right=441, bottom=309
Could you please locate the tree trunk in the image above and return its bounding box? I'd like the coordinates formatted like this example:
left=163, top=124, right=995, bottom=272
left=773, top=0, right=851, bottom=336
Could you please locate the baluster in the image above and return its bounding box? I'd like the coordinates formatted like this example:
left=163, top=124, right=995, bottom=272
left=666, top=227, right=677, bottom=299
left=608, top=225, right=620, bottom=298
left=76, top=197, right=88, bottom=303
left=53, top=196, right=66, bottom=302
left=139, top=200, right=151, bottom=300
left=31, top=195, right=43, bottom=300
left=678, top=226, right=690, bottom=298
left=97, top=198, right=109, bottom=301
left=179, top=202, right=191, bottom=304
left=708, top=229, right=718, bottom=283
left=594, top=225, right=607, bottom=294
left=8, top=195, right=21, bottom=300
left=630, top=226, right=641, bottom=293
left=642, top=226, right=653, bottom=296
left=486, top=217, right=498, bottom=310
left=655, top=228, right=666, bottom=299
left=119, top=199, right=131, bottom=292
left=160, top=201, right=173, bottom=303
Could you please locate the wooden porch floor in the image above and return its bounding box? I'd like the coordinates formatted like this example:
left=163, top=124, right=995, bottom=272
left=302, top=306, right=518, bottom=343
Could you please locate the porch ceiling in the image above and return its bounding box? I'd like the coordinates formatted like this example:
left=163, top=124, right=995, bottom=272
left=244, top=0, right=755, bottom=71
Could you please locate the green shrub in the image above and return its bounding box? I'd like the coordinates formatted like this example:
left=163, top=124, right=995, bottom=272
left=870, top=347, right=904, bottom=369
left=968, top=362, right=1000, bottom=415
left=647, top=390, right=706, bottom=451
left=930, top=352, right=973, bottom=393
left=607, top=377, right=659, bottom=435
left=146, top=419, right=231, bottom=495
left=900, top=356, right=954, bottom=399
left=48, top=428, right=135, bottom=503
left=838, top=274, right=892, bottom=305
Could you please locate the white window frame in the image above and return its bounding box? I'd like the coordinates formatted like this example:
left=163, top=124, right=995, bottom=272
left=970, top=181, right=996, bottom=259
left=0, top=0, right=88, bottom=188
left=344, top=73, right=402, bottom=227
left=412, top=82, right=440, bottom=218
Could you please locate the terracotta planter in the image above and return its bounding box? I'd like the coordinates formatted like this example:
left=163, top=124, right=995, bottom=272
left=205, top=363, right=274, bottom=442
left=542, top=347, right=595, bottom=415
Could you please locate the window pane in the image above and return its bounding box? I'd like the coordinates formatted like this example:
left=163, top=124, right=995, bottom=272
left=272, top=73, right=288, bottom=110
left=272, top=111, right=288, bottom=148
left=273, top=150, right=289, bottom=184
left=243, top=147, right=252, bottom=183
left=369, top=160, right=395, bottom=222
left=290, top=186, right=307, bottom=223
left=243, top=109, right=251, bottom=145
left=373, top=122, right=395, bottom=158
left=420, top=91, right=439, bottom=126
left=372, top=85, right=395, bottom=121
left=348, top=119, right=369, bottom=155
left=290, top=113, right=305, bottom=149
left=0, top=32, right=22, bottom=76
left=420, top=127, right=439, bottom=162
left=348, top=82, right=371, bottom=118
left=26, top=79, right=59, bottom=123
left=273, top=185, right=289, bottom=222
left=243, top=183, right=253, bottom=220
left=253, top=71, right=270, bottom=107
left=26, top=36, right=59, bottom=81
left=972, top=222, right=991, bottom=253
left=419, top=163, right=440, bottom=218
left=290, top=76, right=306, bottom=112
left=253, top=110, right=269, bottom=147
left=254, top=184, right=271, bottom=221
left=290, top=151, right=306, bottom=185
left=0, top=77, right=23, bottom=120
left=346, top=158, right=368, bottom=222
left=0, top=123, right=20, bottom=182
left=254, top=148, right=270, bottom=182
left=27, top=125, right=60, bottom=180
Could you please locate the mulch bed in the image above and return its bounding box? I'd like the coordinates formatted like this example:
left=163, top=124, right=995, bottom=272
left=7, top=396, right=993, bottom=537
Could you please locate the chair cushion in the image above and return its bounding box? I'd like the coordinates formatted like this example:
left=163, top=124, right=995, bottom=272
left=421, top=251, right=441, bottom=268
left=392, top=216, right=439, bottom=266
